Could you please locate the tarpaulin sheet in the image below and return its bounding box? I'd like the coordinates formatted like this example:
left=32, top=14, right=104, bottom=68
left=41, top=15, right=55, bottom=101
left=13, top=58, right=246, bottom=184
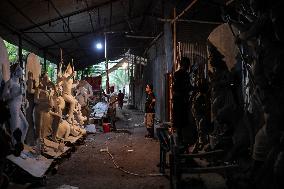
left=85, top=76, right=102, bottom=91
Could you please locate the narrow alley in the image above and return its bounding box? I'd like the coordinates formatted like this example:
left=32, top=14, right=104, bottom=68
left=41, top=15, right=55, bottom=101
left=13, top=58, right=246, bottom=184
left=1, top=1, right=284, bottom=189
left=25, top=107, right=225, bottom=189
left=43, top=108, right=168, bottom=189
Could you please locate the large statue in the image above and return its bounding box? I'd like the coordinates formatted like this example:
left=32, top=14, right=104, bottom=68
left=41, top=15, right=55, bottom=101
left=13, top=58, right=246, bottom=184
left=25, top=71, right=36, bottom=145
left=1, top=38, right=13, bottom=188
left=26, top=53, right=41, bottom=86
left=191, top=78, right=210, bottom=150
left=172, top=57, right=197, bottom=152
left=34, top=73, right=56, bottom=147
left=49, top=81, right=85, bottom=140
left=207, top=43, right=237, bottom=153
left=58, top=64, right=76, bottom=123
left=25, top=53, right=41, bottom=145
left=2, top=64, right=28, bottom=144
left=241, top=2, right=284, bottom=188
left=0, top=37, right=10, bottom=86
left=76, top=80, right=93, bottom=99
left=76, top=86, right=89, bottom=108
left=34, top=86, right=49, bottom=142
left=220, top=1, right=284, bottom=188
left=75, top=82, right=91, bottom=121
left=0, top=95, right=11, bottom=189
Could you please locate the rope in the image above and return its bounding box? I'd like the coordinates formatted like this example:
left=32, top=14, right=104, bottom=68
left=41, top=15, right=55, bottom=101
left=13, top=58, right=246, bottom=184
left=100, top=147, right=165, bottom=177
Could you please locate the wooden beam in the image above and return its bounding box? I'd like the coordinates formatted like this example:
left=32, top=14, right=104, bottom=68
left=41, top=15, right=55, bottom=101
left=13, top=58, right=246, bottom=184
left=158, top=18, right=222, bottom=25
left=173, top=8, right=177, bottom=71
left=43, top=45, right=146, bottom=50
left=179, top=150, right=224, bottom=158
left=125, top=35, right=155, bottom=39
left=226, top=0, right=236, bottom=6
left=181, top=165, right=238, bottom=174
left=43, top=49, right=47, bottom=72
left=143, top=32, right=163, bottom=56
left=23, top=31, right=93, bottom=34
left=171, top=0, right=199, bottom=24
left=18, top=35, right=23, bottom=67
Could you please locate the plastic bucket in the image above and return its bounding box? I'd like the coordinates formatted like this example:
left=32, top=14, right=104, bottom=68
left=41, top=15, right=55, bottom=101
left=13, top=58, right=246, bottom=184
left=103, top=123, right=111, bottom=133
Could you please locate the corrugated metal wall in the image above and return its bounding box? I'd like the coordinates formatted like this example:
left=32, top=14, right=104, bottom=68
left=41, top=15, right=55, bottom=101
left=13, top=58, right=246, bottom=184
left=134, top=57, right=145, bottom=111
left=180, top=42, right=207, bottom=66
left=141, top=41, right=208, bottom=121
left=179, top=42, right=208, bottom=79
left=143, top=37, right=166, bottom=121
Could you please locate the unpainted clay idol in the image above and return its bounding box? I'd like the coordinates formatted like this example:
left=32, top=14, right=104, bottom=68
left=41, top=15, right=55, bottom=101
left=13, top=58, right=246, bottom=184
left=26, top=53, right=41, bottom=86
left=208, top=23, right=238, bottom=70
left=0, top=36, right=10, bottom=83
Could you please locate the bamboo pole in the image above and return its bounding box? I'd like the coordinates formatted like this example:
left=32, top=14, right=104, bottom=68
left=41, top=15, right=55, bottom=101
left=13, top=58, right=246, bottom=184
left=159, top=18, right=221, bottom=25
left=173, top=8, right=177, bottom=71
left=171, top=0, right=199, bottom=24
left=105, top=33, right=110, bottom=94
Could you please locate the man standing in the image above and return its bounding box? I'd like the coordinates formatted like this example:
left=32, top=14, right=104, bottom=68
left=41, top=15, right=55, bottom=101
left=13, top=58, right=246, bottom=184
left=144, top=84, right=156, bottom=138
left=117, top=90, right=124, bottom=109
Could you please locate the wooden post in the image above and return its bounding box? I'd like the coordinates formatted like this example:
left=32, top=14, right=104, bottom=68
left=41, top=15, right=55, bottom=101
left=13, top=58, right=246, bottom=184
left=127, top=54, right=131, bottom=102
left=18, top=34, right=23, bottom=68
left=127, top=55, right=130, bottom=82
left=105, top=33, right=110, bottom=94
left=132, top=56, right=135, bottom=107
left=139, top=56, right=142, bottom=109
left=169, top=8, right=177, bottom=122
left=43, top=49, right=47, bottom=73
left=58, top=48, right=63, bottom=77
left=171, top=0, right=199, bottom=24
left=173, top=8, right=177, bottom=72
left=163, top=0, right=174, bottom=122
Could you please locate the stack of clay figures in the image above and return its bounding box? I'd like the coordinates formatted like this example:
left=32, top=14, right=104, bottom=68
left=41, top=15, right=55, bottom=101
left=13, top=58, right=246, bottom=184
left=0, top=36, right=94, bottom=160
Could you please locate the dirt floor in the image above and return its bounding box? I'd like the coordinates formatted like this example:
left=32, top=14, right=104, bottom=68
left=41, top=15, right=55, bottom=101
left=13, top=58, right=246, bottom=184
left=8, top=107, right=227, bottom=189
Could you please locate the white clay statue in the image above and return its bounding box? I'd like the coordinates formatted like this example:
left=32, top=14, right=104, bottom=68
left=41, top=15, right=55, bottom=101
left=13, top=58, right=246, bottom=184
left=2, top=64, right=28, bottom=143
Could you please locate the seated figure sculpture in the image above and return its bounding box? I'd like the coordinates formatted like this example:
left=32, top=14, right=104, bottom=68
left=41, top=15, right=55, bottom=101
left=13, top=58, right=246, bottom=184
left=69, top=102, right=86, bottom=137
left=49, top=86, right=70, bottom=141
left=75, top=84, right=91, bottom=122
left=75, top=85, right=89, bottom=107
left=50, top=84, right=85, bottom=140
left=74, top=101, right=87, bottom=125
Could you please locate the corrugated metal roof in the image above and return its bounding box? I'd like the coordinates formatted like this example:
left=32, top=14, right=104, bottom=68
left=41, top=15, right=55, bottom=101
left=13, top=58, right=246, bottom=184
left=0, top=0, right=163, bottom=69
left=0, top=0, right=233, bottom=69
